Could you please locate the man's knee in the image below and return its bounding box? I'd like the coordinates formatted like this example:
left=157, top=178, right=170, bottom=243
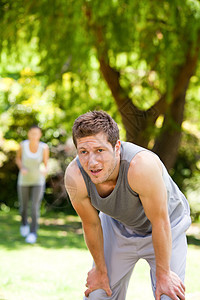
left=160, top=295, right=173, bottom=300
left=83, top=289, right=109, bottom=300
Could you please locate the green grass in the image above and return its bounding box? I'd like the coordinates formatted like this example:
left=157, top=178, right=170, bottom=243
left=0, top=209, right=200, bottom=300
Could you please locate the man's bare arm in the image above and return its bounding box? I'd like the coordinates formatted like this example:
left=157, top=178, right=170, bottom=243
left=128, top=152, right=185, bottom=300
left=64, top=160, right=112, bottom=297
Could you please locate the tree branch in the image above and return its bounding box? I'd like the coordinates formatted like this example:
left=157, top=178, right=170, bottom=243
left=173, top=33, right=200, bottom=100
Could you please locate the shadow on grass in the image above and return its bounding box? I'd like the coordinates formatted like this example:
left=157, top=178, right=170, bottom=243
left=1, top=210, right=200, bottom=251
left=0, top=210, right=87, bottom=250
left=187, top=235, right=200, bottom=247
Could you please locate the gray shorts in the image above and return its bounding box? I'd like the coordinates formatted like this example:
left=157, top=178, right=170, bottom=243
left=84, top=212, right=191, bottom=300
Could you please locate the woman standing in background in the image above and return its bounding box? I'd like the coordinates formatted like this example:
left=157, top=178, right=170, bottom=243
left=16, top=125, right=49, bottom=244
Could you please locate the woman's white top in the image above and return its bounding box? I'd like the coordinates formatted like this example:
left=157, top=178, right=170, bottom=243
left=17, top=140, right=47, bottom=186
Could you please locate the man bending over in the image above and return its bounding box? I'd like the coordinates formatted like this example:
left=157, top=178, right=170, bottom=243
left=65, top=110, right=191, bottom=300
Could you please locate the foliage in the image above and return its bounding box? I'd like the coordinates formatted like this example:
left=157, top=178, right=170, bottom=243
left=1, top=0, right=200, bottom=106
left=0, top=66, right=117, bottom=208
left=0, top=0, right=200, bottom=214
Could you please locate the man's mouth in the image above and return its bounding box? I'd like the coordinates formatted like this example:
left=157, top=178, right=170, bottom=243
left=90, top=169, right=102, bottom=175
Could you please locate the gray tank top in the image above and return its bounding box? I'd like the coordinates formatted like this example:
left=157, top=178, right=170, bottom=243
left=77, top=141, right=190, bottom=234
left=18, top=140, right=46, bottom=186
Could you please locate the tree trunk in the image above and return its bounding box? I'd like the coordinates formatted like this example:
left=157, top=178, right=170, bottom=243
left=85, top=6, right=160, bottom=147
left=153, top=91, right=186, bottom=169
left=85, top=6, right=200, bottom=169
left=99, top=57, right=160, bottom=147
left=100, top=40, right=199, bottom=169
left=153, top=39, right=200, bottom=170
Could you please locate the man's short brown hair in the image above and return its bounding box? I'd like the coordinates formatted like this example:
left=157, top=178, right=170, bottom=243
left=72, top=110, right=119, bottom=148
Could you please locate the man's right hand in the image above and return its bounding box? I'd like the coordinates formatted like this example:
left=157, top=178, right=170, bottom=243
left=85, top=266, right=112, bottom=298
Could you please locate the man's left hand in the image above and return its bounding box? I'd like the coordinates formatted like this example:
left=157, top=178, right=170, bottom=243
left=156, top=270, right=185, bottom=300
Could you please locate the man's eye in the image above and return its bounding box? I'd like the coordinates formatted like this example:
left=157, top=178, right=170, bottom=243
left=80, top=150, right=87, bottom=154
left=98, top=149, right=103, bottom=153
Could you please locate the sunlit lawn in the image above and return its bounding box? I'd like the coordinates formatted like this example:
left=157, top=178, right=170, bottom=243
left=0, top=210, right=200, bottom=300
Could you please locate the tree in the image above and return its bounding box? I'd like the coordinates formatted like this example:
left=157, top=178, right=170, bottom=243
left=1, top=0, right=200, bottom=169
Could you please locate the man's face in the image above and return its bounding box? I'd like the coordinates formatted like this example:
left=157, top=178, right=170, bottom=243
left=77, top=132, right=120, bottom=185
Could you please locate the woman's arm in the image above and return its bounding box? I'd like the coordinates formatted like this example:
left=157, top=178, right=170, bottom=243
left=16, top=144, right=28, bottom=174
left=42, top=144, right=49, bottom=175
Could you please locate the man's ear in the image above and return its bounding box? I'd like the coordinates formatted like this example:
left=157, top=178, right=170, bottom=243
left=115, top=140, right=121, bottom=155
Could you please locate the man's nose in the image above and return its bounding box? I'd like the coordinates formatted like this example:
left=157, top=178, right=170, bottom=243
left=88, top=153, right=98, bottom=168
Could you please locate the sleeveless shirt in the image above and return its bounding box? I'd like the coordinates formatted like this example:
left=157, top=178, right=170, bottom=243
left=17, top=140, right=46, bottom=186
left=77, top=141, right=190, bottom=234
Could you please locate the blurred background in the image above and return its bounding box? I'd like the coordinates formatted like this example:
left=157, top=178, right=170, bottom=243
left=0, top=1, right=200, bottom=299
left=0, top=0, right=200, bottom=219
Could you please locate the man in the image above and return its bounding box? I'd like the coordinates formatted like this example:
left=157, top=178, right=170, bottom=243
left=65, top=110, right=191, bottom=300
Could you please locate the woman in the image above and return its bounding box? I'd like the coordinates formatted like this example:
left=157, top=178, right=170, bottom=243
left=16, top=125, right=49, bottom=244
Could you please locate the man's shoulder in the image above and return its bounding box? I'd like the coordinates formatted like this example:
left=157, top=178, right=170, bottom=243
left=120, top=141, right=148, bottom=162
left=128, top=151, right=162, bottom=190
left=65, top=158, right=80, bottom=181
left=65, top=158, right=86, bottom=188
left=65, top=158, right=88, bottom=202
left=130, top=150, right=161, bottom=171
